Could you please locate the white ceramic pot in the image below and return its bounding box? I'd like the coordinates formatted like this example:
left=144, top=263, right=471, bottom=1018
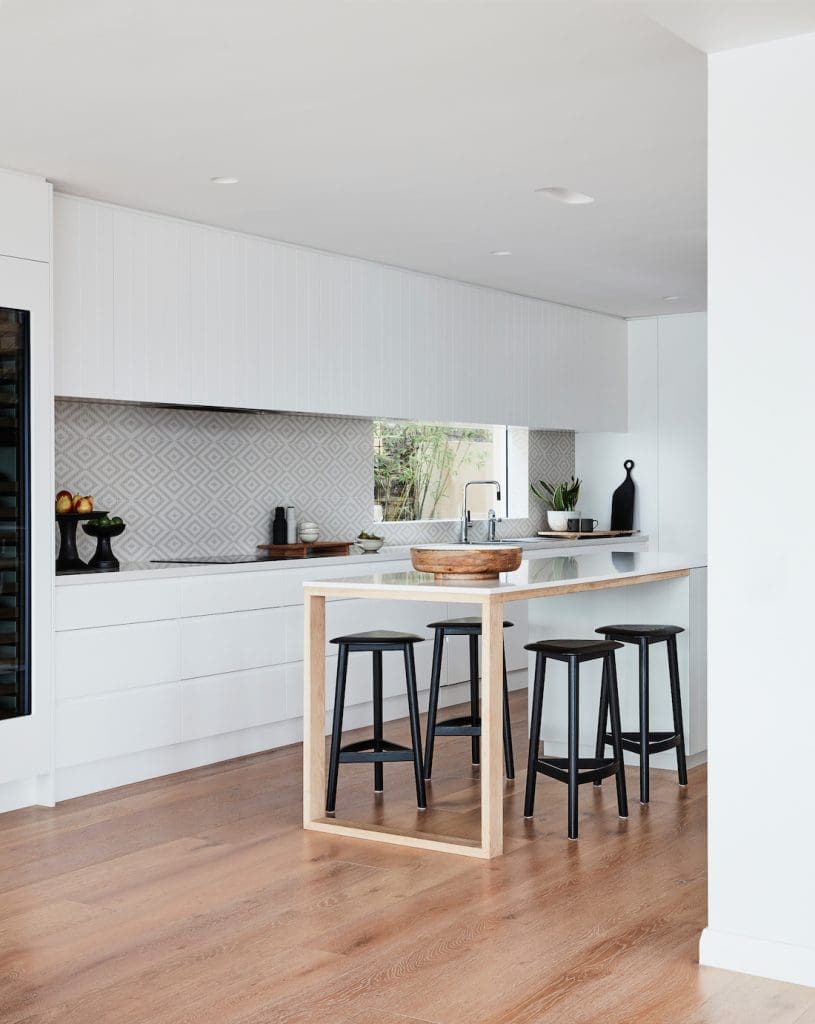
left=546, top=510, right=572, bottom=531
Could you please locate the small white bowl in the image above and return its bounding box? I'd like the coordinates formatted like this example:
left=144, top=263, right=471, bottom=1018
left=356, top=537, right=384, bottom=553
left=299, top=522, right=319, bottom=542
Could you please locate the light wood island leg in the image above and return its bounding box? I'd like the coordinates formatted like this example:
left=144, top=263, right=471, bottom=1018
left=302, top=588, right=501, bottom=858
left=480, top=593, right=505, bottom=857
left=303, top=590, right=326, bottom=827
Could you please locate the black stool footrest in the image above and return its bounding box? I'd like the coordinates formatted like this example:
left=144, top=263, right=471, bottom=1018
left=604, top=730, right=680, bottom=755
left=435, top=714, right=480, bottom=737
left=535, top=756, right=620, bottom=786
left=339, top=738, right=414, bottom=764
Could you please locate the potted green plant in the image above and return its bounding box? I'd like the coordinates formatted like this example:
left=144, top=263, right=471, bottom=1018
left=531, top=476, right=581, bottom=531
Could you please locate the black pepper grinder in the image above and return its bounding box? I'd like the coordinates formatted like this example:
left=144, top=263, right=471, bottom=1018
left=272, top=506, right=287, bottom=545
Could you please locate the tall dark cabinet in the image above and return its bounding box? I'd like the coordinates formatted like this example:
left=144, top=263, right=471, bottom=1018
left=0, top=307, right=30, bottom=720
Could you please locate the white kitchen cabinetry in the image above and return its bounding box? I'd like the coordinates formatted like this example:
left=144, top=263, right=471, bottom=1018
left=575, top=313, right=707, bottom=551
left=0, top=169, right=51, bottom=264
left=52, top=540, right=648, bottom=802
left=53, top=194, right=627, bottom=430
left=52, top=556, right=529, bottom=800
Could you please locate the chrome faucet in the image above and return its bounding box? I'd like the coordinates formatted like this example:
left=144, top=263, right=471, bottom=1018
left=459, top=480, right=502, bottom=543
left=487, top=508, right=500, bottom=542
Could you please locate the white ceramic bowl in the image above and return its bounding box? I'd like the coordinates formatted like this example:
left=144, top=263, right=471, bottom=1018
left=356, top=537, right=384, bottom=553
left=299, top=522, right=319, bottom=542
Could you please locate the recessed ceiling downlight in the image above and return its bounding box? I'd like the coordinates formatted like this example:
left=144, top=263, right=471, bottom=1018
left=663, top=295, right=680, bottom=301
left=535, top=186, right=594, bottom=205
left=210, top=176, right=239, bottom=184
left=490, top=250, right=512, bottom=256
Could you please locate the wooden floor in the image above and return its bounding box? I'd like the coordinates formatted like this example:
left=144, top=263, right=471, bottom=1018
left=1, top=691, right=814, bottom=1024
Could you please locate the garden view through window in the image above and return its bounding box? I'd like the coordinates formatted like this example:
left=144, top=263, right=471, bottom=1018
left=373, top=421, right=528, bottom=523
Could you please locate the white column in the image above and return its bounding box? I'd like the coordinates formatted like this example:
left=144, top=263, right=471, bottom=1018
left=701, top=33, right=815, bottom=987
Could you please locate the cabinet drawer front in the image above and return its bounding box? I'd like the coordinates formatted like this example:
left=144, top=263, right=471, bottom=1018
left=55, top=621, right=180, bottom=698
left=181, top=665, right=288, bottom=741
left=181, top=608, right=285, bottom=679
left=56, top=686, right=182, bottom=767
left=180, top=573, right=288, bottom=617
left=56, top=580, right=180, bottom=630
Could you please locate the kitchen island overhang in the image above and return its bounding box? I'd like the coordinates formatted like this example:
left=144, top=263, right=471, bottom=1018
left=303, top=550, right=706, bottom=860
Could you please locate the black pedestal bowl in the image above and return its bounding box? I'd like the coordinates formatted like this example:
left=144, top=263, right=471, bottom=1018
left=82, top=520, right=126, bottom=572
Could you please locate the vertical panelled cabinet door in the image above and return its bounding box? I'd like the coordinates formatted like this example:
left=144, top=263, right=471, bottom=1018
left=51, top=194, right=629, bottom=429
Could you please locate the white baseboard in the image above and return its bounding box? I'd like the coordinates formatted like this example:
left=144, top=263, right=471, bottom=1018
left=54, top=670, right=527, bottom=804
left=700, top=927, right=815, bottom=990
left=0, top=776, right=37, bottom=814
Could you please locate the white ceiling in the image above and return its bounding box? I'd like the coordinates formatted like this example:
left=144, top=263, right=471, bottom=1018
left=0, top=2, right=809, bottom=318
left=639, top=1, right=815, bottom=54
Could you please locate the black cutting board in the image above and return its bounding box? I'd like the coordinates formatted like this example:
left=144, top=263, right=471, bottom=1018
left=610, top=460, right=635, bottom=531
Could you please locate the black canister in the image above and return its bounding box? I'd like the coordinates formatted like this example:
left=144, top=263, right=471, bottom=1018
left=272, top=506, right=288, bottom=544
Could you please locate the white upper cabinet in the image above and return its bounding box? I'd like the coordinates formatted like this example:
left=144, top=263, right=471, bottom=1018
left=0, top=170, right=51, bottom=264
left=53, top=194, right=627, bottom=430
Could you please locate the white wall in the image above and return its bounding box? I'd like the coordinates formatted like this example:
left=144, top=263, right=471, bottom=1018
left=700, top=34, right=815, bottom=988
left=575, top=312, right=707, bottom=555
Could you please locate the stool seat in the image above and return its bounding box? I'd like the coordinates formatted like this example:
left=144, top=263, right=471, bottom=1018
left=330, top=630, right=424, bottom=647
left=426, top=616, right=514, bottom=633
left=596, top=624, right=684, bottom=642
left=524, top=638, right=622, bottom=662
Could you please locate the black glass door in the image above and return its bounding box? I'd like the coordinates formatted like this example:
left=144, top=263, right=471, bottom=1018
left=0, top=308, right=30, bottom=719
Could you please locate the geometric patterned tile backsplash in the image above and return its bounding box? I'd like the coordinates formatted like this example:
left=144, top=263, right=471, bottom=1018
left=55, top=400, right=575, bottom=563
left=55, top=401, right=374, bottom=563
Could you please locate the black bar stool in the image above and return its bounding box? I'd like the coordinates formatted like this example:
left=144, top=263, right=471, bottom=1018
left=524, top=638, right=628, bottom=840
left=325, top=630, right=426, bottom=815
left=593, top=623, right=688, bottom=804
left=423, top=616, right=515, bottom=781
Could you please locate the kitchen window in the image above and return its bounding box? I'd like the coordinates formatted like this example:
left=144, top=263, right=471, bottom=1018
left=373, top=420, right=528, bottom=523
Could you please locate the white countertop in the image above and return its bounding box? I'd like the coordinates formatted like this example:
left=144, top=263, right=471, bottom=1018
left=303, top=549, right=704, bottom=600
left=55, top=534, right=648, bottom=585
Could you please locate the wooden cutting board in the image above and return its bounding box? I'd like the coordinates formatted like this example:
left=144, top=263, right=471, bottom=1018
left=611, top=460, right=636, bottom=531
left=257, top=540, right=354, bottom=560
left=536, top=530, right=639, bottom=540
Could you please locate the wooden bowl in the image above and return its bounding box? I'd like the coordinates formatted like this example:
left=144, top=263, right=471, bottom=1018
left=410, top=544, right=522, bottom=580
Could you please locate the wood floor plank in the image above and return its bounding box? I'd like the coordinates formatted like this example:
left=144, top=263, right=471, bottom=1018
left=0, top=692, right=810, bottom=1024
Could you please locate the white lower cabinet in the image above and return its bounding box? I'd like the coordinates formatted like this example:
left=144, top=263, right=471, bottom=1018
left=181, top=608, right=286, bottom=679
left=56, top=686, right=183, bottom=767
left=56, top=619, right=181, bottom=699
left=53, top=560, right=528, bottom=800
left=181, top=666, right=289, bottom=742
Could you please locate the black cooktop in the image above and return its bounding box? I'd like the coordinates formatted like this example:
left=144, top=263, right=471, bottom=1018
left=150, top=556, right=261, bottom=565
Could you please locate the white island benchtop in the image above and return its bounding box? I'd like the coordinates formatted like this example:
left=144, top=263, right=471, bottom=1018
left=303, top=550, right=706, bottom=860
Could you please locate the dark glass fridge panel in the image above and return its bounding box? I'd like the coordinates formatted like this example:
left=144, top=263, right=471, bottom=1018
left=0, top=308, right=30, bottom=719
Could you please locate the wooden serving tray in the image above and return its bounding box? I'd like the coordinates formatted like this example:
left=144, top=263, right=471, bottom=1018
left=537, top=530, right=639, bottom=540
left=257, top=540, right=354, bottom=560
